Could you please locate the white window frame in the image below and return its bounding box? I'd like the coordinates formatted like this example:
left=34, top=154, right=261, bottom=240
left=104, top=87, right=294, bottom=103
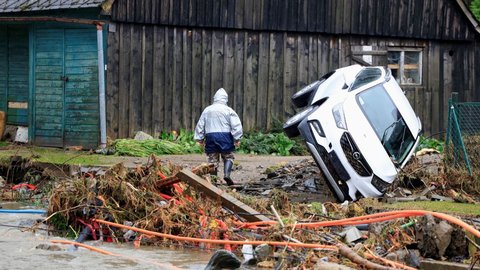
left=387, top=48, right=423, bottom=86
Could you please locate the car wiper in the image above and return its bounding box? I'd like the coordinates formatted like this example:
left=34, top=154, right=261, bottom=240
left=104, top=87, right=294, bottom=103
left=380, top=119, right=400, bottom=146
left=397, top=121, right=407, bottom=157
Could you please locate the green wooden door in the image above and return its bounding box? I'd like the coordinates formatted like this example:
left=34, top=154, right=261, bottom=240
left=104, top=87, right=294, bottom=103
left=7, top=26, right=29, bottom=125
left=0, top=25, right=29, bottom=126
left=64, top=29, right=99, bottom=148
left=0, top=26, right=6, bottom=114
left=34, top=27, right=99, bottom=148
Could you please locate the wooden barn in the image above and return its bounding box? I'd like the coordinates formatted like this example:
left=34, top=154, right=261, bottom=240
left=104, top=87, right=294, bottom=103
left=0, top=0, right=108, bottom=148
left=106, top=0, right=480, bottom=141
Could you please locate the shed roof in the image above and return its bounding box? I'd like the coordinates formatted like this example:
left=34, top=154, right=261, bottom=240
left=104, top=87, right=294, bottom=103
left=0, top=0, right=104, bottom=13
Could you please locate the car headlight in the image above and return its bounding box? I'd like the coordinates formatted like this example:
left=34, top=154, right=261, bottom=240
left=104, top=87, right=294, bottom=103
left=371, top=175, right=390, bottom=194
left=332, top=103, right=347, bottom=130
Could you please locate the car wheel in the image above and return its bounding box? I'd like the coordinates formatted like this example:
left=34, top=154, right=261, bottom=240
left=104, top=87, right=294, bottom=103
left=283, top=106, right=317, bottom=138
left=291, top=80, right=321, bottom=108
left=316, top=168, right=352, bottom=202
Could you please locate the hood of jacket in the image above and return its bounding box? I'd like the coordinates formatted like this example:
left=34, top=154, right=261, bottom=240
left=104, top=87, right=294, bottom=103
left=213, top=88, right=228, bottom=104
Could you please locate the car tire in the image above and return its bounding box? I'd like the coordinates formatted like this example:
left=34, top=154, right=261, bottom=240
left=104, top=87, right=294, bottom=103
left=291, top=80, right=321, bottom=108
left=316, top=168, right=352, bottom=202
left=283, top=106, right=316, bottom=138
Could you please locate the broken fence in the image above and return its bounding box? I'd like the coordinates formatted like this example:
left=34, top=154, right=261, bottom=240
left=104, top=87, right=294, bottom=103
left=446, top=92, right=480, bottom=175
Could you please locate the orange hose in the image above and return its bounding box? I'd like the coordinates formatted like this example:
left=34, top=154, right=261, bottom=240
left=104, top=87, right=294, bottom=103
left=51, top=239, right=114, bottom=255
left=236, top=210, right=480, bottom=239
left=50, top=239, right=183, bottom=270
left=295, top=210, right=480, bottom=238
left=92, top=218, right=338, bottom=251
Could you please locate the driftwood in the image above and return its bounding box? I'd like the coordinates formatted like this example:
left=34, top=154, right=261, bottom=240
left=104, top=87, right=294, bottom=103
left=337, top=244, right=396, bottom=270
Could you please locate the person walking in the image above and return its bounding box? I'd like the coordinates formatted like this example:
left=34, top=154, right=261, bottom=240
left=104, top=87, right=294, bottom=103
left=194, top=88, right=243, bottom=186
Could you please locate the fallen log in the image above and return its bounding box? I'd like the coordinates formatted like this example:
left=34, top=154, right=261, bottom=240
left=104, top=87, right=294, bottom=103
left=177, top=169, right=271, bottom=223
left=155, top=163, right=213, bottom=190
left=337, top=244, right=396, bottom=270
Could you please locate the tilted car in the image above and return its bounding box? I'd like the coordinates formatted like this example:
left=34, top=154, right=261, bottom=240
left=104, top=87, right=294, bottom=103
left=283, top=65, right=422, bottom=202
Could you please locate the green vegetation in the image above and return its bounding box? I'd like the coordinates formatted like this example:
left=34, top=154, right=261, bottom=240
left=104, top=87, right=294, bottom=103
left=416, top=136, right=444, bottom=153
left=382, top=201, right=480, bottom=216
left=113, top=138, right=201, bottom=156
left=238, top=132, right=307, bottom=156
left=0, top=141, right=8, bottom=147
left=0, top=147, right=113, bottom=166
left=111, top=130, right=307, bottom=157
left=471, top=0, right=480, bottom=21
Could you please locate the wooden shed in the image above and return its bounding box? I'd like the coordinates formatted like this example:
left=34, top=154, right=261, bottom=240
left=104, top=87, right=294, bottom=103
left=105, top=0, right=480, bottom=141
left=0, top=0, right=108, bottom=148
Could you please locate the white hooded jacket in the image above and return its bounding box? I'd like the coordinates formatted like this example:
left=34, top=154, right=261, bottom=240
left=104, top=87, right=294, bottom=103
left=194, top=88, right=243, bottom=153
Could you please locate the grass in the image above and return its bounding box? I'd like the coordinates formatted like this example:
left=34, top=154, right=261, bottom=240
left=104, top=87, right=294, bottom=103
left=380, top=201, right=480, bottom=217
left=0, top=146, right=120, bottom=166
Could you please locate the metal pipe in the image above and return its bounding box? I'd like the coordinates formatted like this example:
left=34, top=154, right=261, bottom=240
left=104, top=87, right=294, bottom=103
left=97, top=24, right=107, bottom=148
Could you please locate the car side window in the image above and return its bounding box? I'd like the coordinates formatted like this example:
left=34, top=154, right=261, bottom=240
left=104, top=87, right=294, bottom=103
left=350, top=68, right=382, bottom=91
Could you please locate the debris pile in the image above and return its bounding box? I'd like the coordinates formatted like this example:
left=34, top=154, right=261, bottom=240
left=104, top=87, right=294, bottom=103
left=40, top=155, right=480, bottom=269
left=240, top=159, right=336, bottom=203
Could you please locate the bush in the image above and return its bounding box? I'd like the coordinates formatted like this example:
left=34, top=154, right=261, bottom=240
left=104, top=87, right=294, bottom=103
left=237, top=132, right=308, bottom=156
left=471, top=0, right=480, bottom=21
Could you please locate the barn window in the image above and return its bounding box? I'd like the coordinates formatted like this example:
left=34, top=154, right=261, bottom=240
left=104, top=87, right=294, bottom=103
left=387, top=49, right=422, bottom=85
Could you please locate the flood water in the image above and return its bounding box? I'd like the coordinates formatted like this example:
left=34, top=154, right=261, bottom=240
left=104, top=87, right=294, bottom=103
left=0, top=202, right=212, bottom=270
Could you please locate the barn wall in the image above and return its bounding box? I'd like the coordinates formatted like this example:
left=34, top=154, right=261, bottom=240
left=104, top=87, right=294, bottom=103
left=107, top=23, right=479, bottom=139
left=107, top=24, right=344, bottom=138
left=111, top=0, right=477, bottom=41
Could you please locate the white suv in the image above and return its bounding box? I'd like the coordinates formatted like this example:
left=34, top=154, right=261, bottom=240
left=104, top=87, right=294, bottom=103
left=283, top=65, right=422, bottom=202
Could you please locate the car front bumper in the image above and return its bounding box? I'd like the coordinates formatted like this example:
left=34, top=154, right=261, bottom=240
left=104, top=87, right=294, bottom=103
left=298, top=115, right=387, bottom=201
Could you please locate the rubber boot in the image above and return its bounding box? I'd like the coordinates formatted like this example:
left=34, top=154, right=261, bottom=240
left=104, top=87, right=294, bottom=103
left=223, top=160, right=235, bottom=186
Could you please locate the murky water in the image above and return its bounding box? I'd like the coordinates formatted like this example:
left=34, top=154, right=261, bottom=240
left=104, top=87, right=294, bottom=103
left=0, top=202, right=212, bottom=270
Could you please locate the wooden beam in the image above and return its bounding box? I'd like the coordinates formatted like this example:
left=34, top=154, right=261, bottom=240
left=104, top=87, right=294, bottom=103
left=177, top=169, right=271, bottom=222
left=351, top=50, right=387, bottom=56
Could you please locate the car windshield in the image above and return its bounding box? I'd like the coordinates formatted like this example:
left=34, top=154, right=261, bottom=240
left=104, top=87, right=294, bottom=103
left=356, top=84, right=416, bottom=164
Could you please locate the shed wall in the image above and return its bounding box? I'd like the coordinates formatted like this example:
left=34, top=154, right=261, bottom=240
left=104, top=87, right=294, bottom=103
left=106, top=24, right=478, bottom=139
left=111, top=0, right=477, bottom=41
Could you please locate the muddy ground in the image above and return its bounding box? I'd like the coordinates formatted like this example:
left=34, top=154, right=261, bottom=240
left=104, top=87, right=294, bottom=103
left=114, top=153, right=313, bottom=184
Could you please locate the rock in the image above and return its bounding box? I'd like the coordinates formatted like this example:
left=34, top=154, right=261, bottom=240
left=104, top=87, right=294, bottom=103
left=445, top=227, right=468, bottom=259
left=0, top=176, right=5, bottom=188
left=204, top=249, right=241, bottom=270
left=386, top=249, right=421, bottom=268
left=133, top=131, right=153, bottom=140
left=436, top=221, right=454, bottom=257
left=36, top=243, right=63, bottom=251
left=416, top=215, right=454, bottom=259
left=315, top=261, right=355, bottom=270
left=342, top=226, right=363, bottom=244
left=304, top=178, right=317, bottom=192
left=416, top=152, right=444, bottom=175
left=254, top=244, right=272, bottom=262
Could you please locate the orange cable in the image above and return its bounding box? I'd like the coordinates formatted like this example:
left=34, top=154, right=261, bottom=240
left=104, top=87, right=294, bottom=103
left=92, top=219, right=338, bottom=251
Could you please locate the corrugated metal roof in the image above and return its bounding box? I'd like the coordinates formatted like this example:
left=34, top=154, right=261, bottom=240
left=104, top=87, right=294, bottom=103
left=0, top=0, right=105, bottom=13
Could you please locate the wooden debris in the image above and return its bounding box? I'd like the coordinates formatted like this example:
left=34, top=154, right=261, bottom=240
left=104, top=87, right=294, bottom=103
left=177, top=169, right=271, bottom=222
left=155, top=163, right=213, bottom=189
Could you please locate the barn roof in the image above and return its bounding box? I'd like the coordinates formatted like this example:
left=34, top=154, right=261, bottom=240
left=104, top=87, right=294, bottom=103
left=0, top=0, right=104, bottom=13
left=455, top=0, right=480, bottom=34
